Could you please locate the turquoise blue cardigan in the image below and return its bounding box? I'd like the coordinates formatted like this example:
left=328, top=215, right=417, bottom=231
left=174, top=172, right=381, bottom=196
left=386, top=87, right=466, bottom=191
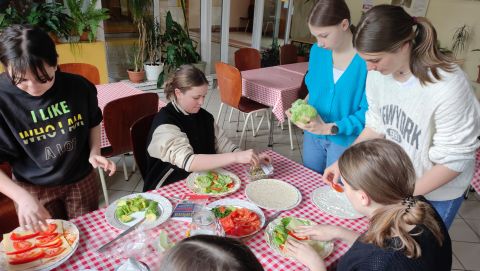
left=305, top=45, right=368, bottom=147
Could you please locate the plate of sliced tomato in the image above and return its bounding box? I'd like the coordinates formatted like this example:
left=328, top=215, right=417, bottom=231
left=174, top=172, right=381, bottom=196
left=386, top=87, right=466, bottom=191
left=1, top=219, right=79, bottom=271
left=208, top=199, right=265, bottom=238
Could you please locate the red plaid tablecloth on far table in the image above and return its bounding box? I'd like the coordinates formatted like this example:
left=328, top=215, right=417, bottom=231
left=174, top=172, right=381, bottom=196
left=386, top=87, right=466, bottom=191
left=57, top=150, right=368, bottom=270
left=242, top=62, right=308, bottom=123
left=96, top=82, right=166, bottom=148
left=471, top=149, right=480, bottom=195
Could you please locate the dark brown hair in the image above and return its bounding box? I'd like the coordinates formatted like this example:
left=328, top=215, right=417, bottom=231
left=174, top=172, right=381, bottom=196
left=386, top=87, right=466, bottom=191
left=0, top=24, right=58, bottom=85
left=308, top=0, right=355, bottom=33
left=338, top=139, right=444, bottom=258
left=354, top=5, right=455, bottom=85
left=159, top=235, right=264, bottom=271
left=164, top=64, right=208, bottom=101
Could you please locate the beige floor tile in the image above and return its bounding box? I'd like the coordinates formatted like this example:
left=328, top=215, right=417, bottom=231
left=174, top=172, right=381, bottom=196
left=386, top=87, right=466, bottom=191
left=459, top=200, right=480, bottom=219
left=106, top=171, right=139, bottom=191
left=134, top=179, right=144, bottom=192
left=98, top=189, right=132, bottom=208
left=452, top=253, right=464, bottom=270
left=464, top=219, right=480, bottom=237
left=452, top=241, right=480, bottom=270
left=449, top=218, right=480, bottom=242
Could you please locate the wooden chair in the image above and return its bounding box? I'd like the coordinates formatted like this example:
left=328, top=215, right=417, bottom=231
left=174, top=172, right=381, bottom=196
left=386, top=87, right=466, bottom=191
left=215, top=62, right=270, bottom=146
left=287, top=71, right=309, bottom=150
left=234, top=48, right=261, bottom=72
left=0, top=163, right=19, bottom=236
left=280, top=44, right=298, bottom=65
left=100, top=93, right=159, bottom=205
left=59, top=63, right=101, bottom=85
left=130, top=113, right=156, bottom=181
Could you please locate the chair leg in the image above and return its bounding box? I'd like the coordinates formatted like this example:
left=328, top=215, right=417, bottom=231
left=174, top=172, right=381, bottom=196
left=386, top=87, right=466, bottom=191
left=228, top=107, right=234, bottom=122
left=122, top=154, right=128, bottom=181
left=239, top=113, right=252, bottom=147
left=98, top=168, right=109, bottom=206
left=216, top=103, right=224, bottom=125
left=255, top=110, right=266, bottom=134
left=132, top=160, right=136, bottom=172
left=288, top=120, right=294, bottom=150
left=250, top=114, right=256, bottom=137
left=267, top=110, right=271, bottom=130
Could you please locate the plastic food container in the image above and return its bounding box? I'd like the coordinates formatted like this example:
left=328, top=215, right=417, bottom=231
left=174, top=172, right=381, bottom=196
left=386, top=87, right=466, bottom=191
left=246, top=163, right=274, bottom=181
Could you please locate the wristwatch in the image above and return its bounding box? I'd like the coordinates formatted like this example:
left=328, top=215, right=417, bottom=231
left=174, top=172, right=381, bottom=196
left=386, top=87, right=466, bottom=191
left=330, top=125, right=339, bottom=135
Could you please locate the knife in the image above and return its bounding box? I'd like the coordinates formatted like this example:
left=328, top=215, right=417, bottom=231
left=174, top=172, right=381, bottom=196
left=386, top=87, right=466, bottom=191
left=97, top=217, right=146, bottom=253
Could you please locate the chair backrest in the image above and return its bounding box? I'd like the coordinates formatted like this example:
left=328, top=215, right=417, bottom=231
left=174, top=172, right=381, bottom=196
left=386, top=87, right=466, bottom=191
left=298, top=71, right=309, bottom=100
left=280, top=44, right=298, bottom=65
left=0, top=163, right=19, bottom=236
left=234, top=48, right=261, bottom=71
left=103, top=93, right=159, bottom=156
left=130, top=113, right=156, bottom=180
left=215, top=62, right=243, bottom=109
left=59, top=63, right=101, bottom=85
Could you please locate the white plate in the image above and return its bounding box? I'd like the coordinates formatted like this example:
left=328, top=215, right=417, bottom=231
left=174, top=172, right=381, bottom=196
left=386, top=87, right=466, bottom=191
left=105, top=193, right=173, bottom=230
left=185, top=169, right=241, bottom=197
left=311, top=186, right=364, bottom=219
left=0, top=219, right=80, bottom=271
left=264, top=217, right=334, bottom=259
left=245, top=179, right=302, bottom=211
left=207, top=199, right=266, bottom=238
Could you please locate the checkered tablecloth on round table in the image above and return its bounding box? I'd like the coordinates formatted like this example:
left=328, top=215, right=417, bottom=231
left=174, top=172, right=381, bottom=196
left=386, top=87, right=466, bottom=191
left=471, top=149, right=480, bottom=195
left=275, top=62, right=309, bottom=76
left=96, top=82, right=166, bottom=148
left=241, top=63, right=308, bottom=123
left=57, top=150, right=368, bottom=270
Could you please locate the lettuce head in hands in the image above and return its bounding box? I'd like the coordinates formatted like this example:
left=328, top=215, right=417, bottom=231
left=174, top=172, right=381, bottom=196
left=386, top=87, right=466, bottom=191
left=290, top=99, right=318, bottom=124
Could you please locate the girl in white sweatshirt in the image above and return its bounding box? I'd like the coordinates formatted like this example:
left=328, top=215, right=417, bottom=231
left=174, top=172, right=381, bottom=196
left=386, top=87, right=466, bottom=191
left=324, top=5, right=480, bottom=228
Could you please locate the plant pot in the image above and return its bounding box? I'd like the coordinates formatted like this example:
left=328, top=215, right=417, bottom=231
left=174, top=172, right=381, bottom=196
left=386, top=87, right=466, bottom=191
left=58, top=36, right=81, bottom=43
left=144, top=63, right=164, bottom=81
left=297, top=56, right=307, bottom=62
left=80, top=32, right=91, bottom=42
left=48, top=33, right=60, bottom=44
left=127, top=70, right=146, bottom=83
left=477, top=65, right=480, bottom=84
left=193, top=61, right=207, bottom=73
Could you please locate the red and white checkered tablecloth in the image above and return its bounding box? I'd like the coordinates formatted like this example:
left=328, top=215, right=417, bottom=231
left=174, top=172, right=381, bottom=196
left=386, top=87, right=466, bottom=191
left=472, top=149, right=480, bottom=195
left=57, top=150, right=368, bottom=270
left=96, top=82, right=166, bottom=148
left=242, top=63, right=308, bottom=123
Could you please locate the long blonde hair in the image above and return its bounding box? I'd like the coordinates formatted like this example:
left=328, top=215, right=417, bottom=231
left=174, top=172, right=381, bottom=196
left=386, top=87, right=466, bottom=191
left=338, top=139, right=444, bottom=258
left=354, top=5, right=456, bottom=85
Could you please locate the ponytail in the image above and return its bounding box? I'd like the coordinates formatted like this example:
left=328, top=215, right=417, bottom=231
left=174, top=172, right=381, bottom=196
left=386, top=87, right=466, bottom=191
left=338, top=139, right=445, bottom=259
left=355, top=5, right=456, bottom=85
left=163, top=64, right=208, bottom=101
left=362, top=197, right=443, bottom=258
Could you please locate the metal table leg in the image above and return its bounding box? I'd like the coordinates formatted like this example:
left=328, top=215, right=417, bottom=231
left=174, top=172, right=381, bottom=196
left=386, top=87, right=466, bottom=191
left=268, top=110, right=274, bottom=147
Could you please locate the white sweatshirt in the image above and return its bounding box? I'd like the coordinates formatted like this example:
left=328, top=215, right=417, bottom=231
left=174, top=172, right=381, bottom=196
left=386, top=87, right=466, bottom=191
left=365, top=66, right=480, bottom=201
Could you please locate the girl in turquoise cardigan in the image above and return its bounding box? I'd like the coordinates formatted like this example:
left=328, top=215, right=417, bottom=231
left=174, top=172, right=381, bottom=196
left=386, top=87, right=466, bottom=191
left=288, top=0, right=368, bottom=174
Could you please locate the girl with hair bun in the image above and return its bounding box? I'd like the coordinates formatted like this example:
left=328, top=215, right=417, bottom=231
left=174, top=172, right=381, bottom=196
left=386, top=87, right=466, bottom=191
left=144, top=65, right=270, bottom=190
left=287, top=139, right=452, bottom=271
left=324, top=4, right=480, bottom=228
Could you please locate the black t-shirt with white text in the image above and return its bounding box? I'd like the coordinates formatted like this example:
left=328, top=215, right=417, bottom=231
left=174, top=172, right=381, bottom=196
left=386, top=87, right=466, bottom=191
left=0, top=71, right=102, bottom=186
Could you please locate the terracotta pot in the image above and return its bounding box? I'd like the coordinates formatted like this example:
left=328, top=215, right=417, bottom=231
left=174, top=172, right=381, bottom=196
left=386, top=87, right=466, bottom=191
left=48, top=33, right=60, bottom=44
left=477, top=65, right=480, bottom=84
left=297, top=56, right=307, bottom=62
left=80, top=32, right=90, bottom=42
left=127, top=70, right=146, bottom=83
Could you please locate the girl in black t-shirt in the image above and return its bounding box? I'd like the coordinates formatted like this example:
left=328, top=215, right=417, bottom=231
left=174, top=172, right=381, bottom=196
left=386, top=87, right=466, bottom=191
left=285, top=139, right=452, bottom=271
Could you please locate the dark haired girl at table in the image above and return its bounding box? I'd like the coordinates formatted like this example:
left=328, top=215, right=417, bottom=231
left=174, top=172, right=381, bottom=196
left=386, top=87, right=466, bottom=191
left=0, top=25, right=116, bottom=232
left=286, top=0, right=368, bottom=175
left=159, top=235, right=264, bottom=271
left=324, top=5, right=480, bottom=228
left=287, top=139, right=452, bottom=271
left=144, top=65, right=270, bottom=190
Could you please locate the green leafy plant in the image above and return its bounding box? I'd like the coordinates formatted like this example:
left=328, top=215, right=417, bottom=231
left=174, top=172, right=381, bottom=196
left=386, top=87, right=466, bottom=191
left=127, top=0, right=152, bottom=72
left=451, top=24, right=471, bottom=56
left=65, top=0, right=110, bottom=42
left=261, top=38, right=280, bottom=67
left=145, top=18, right=162, bottom=65
left=157, top=10, right=201, bottom=87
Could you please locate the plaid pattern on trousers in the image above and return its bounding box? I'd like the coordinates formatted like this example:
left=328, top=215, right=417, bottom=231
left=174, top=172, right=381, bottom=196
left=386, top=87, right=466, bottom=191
left=13, top=170, right=99, bottom=220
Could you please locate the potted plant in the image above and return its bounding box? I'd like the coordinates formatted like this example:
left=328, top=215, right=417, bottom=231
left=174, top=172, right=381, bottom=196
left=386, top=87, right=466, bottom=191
left=65, top=0, right=110, bottom=42
left=473, top=49, right=480, bottom=83
left=144, top=18, right=163, bottom=81
left=126, top=44, right=146, bottom=83
left=261, top=38, right=280, bottom=67
left=126, top=0, right=152, bottom=83
left=297, top=43, right=308, bottom=62
left=157, top=10, right=202, bottom=87
left=451, top=24, right=471, bottom=57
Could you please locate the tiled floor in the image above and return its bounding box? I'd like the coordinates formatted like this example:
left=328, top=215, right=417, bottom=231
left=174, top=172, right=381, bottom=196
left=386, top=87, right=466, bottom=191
left=98, top=83, right=480, bottom=271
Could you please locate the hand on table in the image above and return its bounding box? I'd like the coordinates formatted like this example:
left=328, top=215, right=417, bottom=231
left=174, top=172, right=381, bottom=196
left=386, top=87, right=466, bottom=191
left=291, top=224, right=341, bottom=242
left=285, top=238, right=327, bottom=271
left=89, top=155, right=116, bottom=176
left=16, top=192, right=51, bottom=232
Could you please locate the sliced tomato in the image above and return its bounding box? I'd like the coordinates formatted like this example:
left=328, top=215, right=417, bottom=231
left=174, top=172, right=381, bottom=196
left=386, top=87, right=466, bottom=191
left=36, top=238, right=62, bottom=248
left=331, top=183, right=344, bottom=193
left=226, top=182, right=234, bottom=188
left=221, top=208, right=261, bottom=236
left=43, top=247, right=66, bottom=258
left=10, top=232, right=39, bottom=241
left=8, top=250, right=44, bottom=265
left=210, top=186, right=222, bottom=191
left=36, top=233, right=60, bottom=244
left=38, top=223, right=58, bottom=236
left=287, top=231, right=308, bottom=241
left=7, top=241, right=36, bottom=255
left=211, top=172, right=218, bottom=180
